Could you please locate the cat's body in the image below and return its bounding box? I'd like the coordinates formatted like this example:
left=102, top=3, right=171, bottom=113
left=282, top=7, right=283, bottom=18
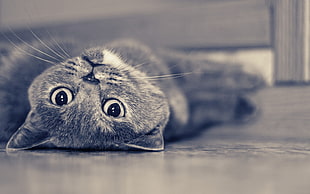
left=0, top=39, right=263, bottom=151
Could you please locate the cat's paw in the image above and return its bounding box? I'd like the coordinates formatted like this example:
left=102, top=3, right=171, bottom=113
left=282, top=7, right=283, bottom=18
left=233, top=95, right=261, bottom=123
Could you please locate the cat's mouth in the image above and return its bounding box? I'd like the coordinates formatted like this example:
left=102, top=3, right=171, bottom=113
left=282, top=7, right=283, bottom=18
left=82, top=71, right=100, bottom=85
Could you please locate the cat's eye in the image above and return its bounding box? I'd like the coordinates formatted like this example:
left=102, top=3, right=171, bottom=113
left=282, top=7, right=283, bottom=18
left=102, top=99, right=125, bottom=118
left=50, top=87, right=74, bottom=106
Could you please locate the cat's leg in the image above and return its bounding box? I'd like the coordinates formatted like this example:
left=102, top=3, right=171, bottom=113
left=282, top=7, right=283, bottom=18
left=162, top=86, right=191, bottom=141
left=160, top=50, right=264, bottom=139
left=164, top=90, right=259, bottom=141
left=187, top=92, right=259, bottom=130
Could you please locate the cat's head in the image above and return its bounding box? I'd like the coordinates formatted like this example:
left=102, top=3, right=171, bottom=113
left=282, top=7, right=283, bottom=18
left=6, top=48, right=169, bottom=151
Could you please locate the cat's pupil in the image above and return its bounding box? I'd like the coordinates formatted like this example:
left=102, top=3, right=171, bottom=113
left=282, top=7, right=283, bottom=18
left=107, top=103, right=121, bottom=117
left=55, top=91, right=68, bottom=106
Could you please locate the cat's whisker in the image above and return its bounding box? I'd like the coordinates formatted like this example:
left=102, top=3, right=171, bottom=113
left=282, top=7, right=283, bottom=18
left=45, top=29, right=71, bottom=58
left=8, top=28, right=61, bottom=62
left=113, top=61, right=149, bottom=76
left=24, top=11, right=69, bottom=59
left=27, top=27, right=66, bottom=60
left=2, top=32, right=55, bottom=64
left=140, top=76, right=184, bottom=81
left=134, top=72, right=195, bottom=79
left=132, top=72, right=196, bottom=80
left=132, top=62, right=149, bottom=69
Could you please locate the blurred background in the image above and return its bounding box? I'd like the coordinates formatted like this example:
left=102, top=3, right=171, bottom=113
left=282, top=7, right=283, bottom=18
left=0, top=0, right=273, bottom=83
left=0, top=0, right=271, bottom=48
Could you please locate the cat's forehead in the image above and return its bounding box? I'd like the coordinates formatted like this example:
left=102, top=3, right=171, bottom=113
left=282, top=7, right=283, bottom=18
left=79, top=48, right=125, bottom=66
left=102, top=50, right=125, bottom=67
left=60, top=48, right=136, bottom=74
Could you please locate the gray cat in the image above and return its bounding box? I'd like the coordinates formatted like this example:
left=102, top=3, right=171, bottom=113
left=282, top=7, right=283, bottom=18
left=0, top=39, right=263, bottom=151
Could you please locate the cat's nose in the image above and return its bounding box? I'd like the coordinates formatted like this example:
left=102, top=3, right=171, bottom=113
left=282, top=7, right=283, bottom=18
left=82, top=56, right=105, bottom=68
left=81, top=55, right=105, bottom=85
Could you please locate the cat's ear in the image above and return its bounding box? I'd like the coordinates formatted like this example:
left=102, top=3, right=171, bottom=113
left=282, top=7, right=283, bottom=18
left=6, top=126, right=51, bottom=152
left=124, top=127, right=164, bottom=151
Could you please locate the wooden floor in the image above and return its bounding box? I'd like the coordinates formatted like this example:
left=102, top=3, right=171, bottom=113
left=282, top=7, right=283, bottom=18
left=1, top=86, right=310, bottom=194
